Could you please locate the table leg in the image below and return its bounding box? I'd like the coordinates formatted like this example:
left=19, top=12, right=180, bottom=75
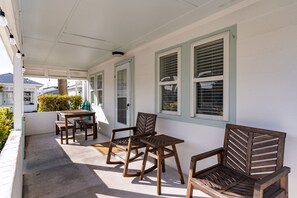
left=157, top=148, right=162, bottom=195
left=65, top=117, right=69, bottom=144
left=172, top=144, right=184, bottom=184
left=161, top=148, right=165, bottom=172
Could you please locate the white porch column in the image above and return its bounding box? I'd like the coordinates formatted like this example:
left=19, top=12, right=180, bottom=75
left=82, top=80, right=88, bottom=101
left=13, top=54, right=23, bottom=130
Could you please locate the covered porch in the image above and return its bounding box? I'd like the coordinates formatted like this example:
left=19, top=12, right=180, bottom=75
left=0, top=0, right=297, bottom=197
left=23, top=130, right=191, bottom=198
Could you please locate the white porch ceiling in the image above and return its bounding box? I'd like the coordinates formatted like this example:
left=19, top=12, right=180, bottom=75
left=19, top=0, right=245, bottom=78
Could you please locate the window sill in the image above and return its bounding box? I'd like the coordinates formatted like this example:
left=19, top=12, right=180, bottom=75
left=157, top=113, right=231, bottom=128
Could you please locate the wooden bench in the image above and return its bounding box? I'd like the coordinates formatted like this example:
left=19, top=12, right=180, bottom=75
left=186, top=124, right=291, bottom=198
left=55, top=121, right=75, bottom=144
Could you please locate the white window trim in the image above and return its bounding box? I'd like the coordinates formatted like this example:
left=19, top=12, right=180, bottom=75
left=89, top=75, right=95, bottom=105
left=96, top=72, right=104, bottom=107
left=89, top=72, right=104, bottom=107
left=190, top=31, right=229, bottom=121
left=157, top=47, right=181, bottom=115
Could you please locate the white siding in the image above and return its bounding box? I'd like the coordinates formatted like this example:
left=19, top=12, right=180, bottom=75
left=90, top=0, right=297, bottom=196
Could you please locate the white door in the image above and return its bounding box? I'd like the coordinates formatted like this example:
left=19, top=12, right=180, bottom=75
left=115, top=61, right=133, bottom=129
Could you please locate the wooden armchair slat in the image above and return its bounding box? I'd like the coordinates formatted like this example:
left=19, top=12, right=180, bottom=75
left=186, top=124, right=291, bottom=198
left=106, top=112, right=157, bottom=177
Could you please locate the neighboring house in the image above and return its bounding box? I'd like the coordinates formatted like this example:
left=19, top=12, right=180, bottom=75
left=0, top=73, right=43, bottom=112
left=68, top=81, right=83, bottom=97
left=41, top=86, right=58, bottom=95
left=41, top=80, right=83, bottom=98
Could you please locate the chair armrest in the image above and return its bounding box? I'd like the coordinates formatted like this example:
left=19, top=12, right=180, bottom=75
left=254, top=166, right=291, bottom=191
left=191, top=147, right=224, bottom=163
left=188, top=147, right=224, bottom=180
left=112, top=127, right=136, bottom=133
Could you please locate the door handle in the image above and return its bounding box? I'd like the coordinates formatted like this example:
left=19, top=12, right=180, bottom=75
left=126, top=103, right=130, bottom=110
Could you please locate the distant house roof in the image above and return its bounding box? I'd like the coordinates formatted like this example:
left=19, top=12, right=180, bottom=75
left=0, top=73, right=43, bottom=86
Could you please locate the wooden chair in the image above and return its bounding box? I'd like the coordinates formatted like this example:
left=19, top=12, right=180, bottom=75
left=186, top=124, right=290, bottom=198
left=81, top=119, right=97, bottom=140
left=55, top=120, right=75, bottom=144
left=55, top=120, right=73, bottom=135
left=106, top=112, right=157, bottom=177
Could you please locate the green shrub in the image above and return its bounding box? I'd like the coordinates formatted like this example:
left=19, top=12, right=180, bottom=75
left=0, top=107, right=14, bottom=152
left=38, top=95, right=82, bottom=112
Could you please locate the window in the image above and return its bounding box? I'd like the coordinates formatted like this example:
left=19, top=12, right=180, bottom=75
left=96, top=73, right=103, bottom=106
left=3, top=91, right=13, bottom=105
left=24, top=91, right=33, bottom=104
left=157, top=48, right=181, bottom=115
left=191, top=32, right=229, bottom=121
left=89, top=76, right=95, bottom=104
left=89, top=72, right=104, bottom=106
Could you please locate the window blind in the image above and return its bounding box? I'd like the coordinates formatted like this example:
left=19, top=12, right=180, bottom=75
left=194, top=38, right=224, bottom=116
left=97, top=75, right=102, bottom=89
left=196, top=80, right=223, bottom=116
left=160, top=52, right=178, bottom=82
left=194, top=38, right=224, bottom=78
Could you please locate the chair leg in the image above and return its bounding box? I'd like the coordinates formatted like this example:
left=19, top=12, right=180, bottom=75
left=60, top=129, right=63, bottom=144
left=281, top=175, right=289, bottom=198
left=123, top=145, right=132, bottom=177
left=72, top=127, right=75, bottom=142
left=186, top=161, right=196, bottom=198
left=186, top=182, right=194, bottom=198
left=106, top=142, right=113, bottom=164
left=56, top=125, right=59, bottom=135
left=140, top=145, right=149, bottom=180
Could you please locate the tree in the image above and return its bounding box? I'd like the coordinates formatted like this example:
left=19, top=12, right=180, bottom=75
left=0, top=84, right=3, bottom=92
left=58, top=79, right=68, bottom=95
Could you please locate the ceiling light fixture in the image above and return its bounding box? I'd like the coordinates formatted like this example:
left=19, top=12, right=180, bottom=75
left=0, top=8, right=8, bottom=27
left=9, top=33, right=16, bottom=45
left=112, top=51, right=124, bottom=57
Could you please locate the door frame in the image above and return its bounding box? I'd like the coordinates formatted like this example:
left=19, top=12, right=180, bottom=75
left=114, top=57, right=135, bottom=128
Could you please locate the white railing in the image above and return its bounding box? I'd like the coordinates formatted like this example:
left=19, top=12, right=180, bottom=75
left=0, top=130, right=23, bottom=198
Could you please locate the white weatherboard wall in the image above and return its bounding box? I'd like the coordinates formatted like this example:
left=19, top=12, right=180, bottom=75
left=90, top=0, right=297, bottom=196
left=24, top=112, right=57, bottom=136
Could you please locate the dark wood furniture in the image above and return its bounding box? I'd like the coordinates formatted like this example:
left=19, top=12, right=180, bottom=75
left=55, top=120, right=72, bottom=135
left=57, top=110, right=97, bottom=144
left=81, top=119, right=98, bottom=140
left=186, top=124, right=291, bottom=198
left=106, top=112, right=157, bottom=177
left=140, top=134, right=185, bottom=195
left=55, top=120, right=75, bottom=144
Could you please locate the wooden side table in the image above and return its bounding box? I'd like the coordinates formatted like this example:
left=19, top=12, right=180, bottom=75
left=140, top=134, right=185, bottom=195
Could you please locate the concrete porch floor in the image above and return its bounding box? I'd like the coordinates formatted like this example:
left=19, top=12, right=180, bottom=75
left=23, top=131, right=206, bottom=198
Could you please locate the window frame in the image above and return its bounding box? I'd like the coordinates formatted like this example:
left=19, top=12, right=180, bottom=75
left=190, top=31, right=229, bottom=121
left=4, top=91, right=14, bottom=105
left=89, top=75, right=95, bottom=105
left=96, top=72, right=104, bottom=106
left=89, top=72, right=104, bottom=107
left=24, top=91, right=33, bottom=105
left=157, top=47, right=181, bottom=115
